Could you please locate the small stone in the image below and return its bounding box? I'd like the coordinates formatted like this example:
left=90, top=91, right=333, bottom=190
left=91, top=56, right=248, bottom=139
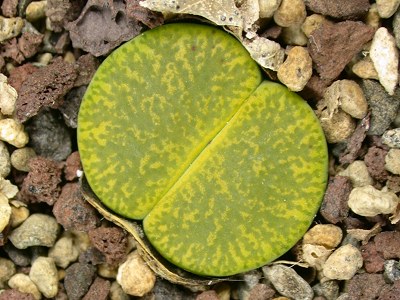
left=8, top=213, right=60, bottom=249
left=0, top=73, right=17, bottom=116
left=382, top=128, right=400, bottom=148
left=374, top=231, right=400, bottom=259
left=0, top=16, right=24, bottom=42
left=64, top=151, right=82, bottom=181
left=0, top=118, right=29, bottom=148
left=302, top=244, right=332, bottom=270
left=242, top=36, right=284, bottom=71
left=64, top=262, right=96, bottom=300
left=301, top=14, right=330, bottom=38
left=0, top=141, right=10, bottom=178
left=370, top=27, right=399, bottom=95
left=236, top=269, right=263, bottom=300
left=29, top=257, right=58, bottom=298
left=277, top=46, right=312, bottom=91
left=196, top=290, right=219, bottom=300
left=247, top=283, right=275, bottom=300
left=322, top=244, right=363, bottom=280
left=97, top=263, right=118, bottom=278
left=366, top=4, right=381, bottom=28
left=214, top=282, right=231, bottom=300
left=273, top=0, right=306, bottom=27
left=281, top=25, right=308, bottom=46
left=376, top=0, right=400, bottom=18
left=59, top=86, right=85, bottom=128
left=0, top=193, right=11, bottom=233
left=394, top=9, right=400, bottom=48
left=319, top=109, right=356, bottom=143
left=3, top=243, right=31, bottom=267
left=303, top=224, right=343, bottom=248
left=74, top=54, right=99, bottom=87
left=26, top=1, right=47, bottom=22
left=364, top=146, right=389, bottom=182
left=110, top=281, right=130, bottom=300
left=1, top=0, right=18, bottom=17
left=48, top=235, right=80, bottom=269
left=10, top=147, right=36, bottom=172
left=385, top=149, right=400, bottom=174
left=10, top=202, right=30, bottom=228
left=360, top=240, right=385, bottom=273
left=7, top=63, right=38, bottom=93
left=312, top=280, right=339, bottom=300
left=262, top=264, right=313, bottom=300
left=338, top=160, right=373, bottom=187
left=0, top=257, right=16, bottom=288
left=116, top=250, right=156, bottom=297
left=352, top=56, right=379, bottom=80
left=82, top=277, right=110, bottom=300
left=347, top=273, right=387, bottom=299
left=348, top=185, right=399, bottom=217
left=0, top=178, right=18, bottom=199
left=304, top=0, right=370, bottom=19
left=259, top=0, right=281, bottom=18
left=8, top=273, right=41, bottom=300
left=0, top=289, right=36, bottom=300
left=384, top=260, right=400, bottom=283
left=79, top=246, right=106, bottom=266
left=379, top=280, right=400, bottom=300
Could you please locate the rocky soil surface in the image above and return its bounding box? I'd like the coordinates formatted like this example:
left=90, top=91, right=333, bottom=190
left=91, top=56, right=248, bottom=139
left=0, top=0, right=400, bottom=299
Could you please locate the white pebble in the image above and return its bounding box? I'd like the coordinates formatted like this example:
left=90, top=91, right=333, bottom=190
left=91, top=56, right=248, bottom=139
left=10, top=203, right=30, bottom=228
left=338, top=160, right=373, bottom=187
left=29, top=257, right=58, bottom=298
left=370, top=27, right=399, bottom=95
left=274, top=0, right=306, bottom=27
left=242, top=36, right=284, bottom=71
left=0, top=16, right=24, bottom=43
left=0, top=193, right=11, bottom=233
left=0, top=74, right=17, bottom=116
left=48, top=235, right=80, bottom=269
left=259, top=0, right=282, bottom=18
left=348, top=185, right=399, bottom=217
left=322, top=244, right=363, bottom=280
left=116, top=251, right=156, bottom=297
left=0, top=118, right=29, bottom=148
left=382, top=128, right=400, bottom=148
left=302, top=244, right=332, bottom=270
left=0, top=140, right=11, bottom=178
left=11, top=147, right=36, bottom=172
left=0, top=177, right=18, bottom=199
left=385, top=149, right=400, bottom=174
left=303, top=224, right=343, bottom=248
left=277, top=46, right=312, bottom=91
left=8, top=273, right=42, bottom=300
left=376, top=0, right=400, bottom=18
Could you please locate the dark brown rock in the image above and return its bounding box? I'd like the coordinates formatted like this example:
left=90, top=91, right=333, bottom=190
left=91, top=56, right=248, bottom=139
left=126, top=0, right=164, bottom=28
left=374, top=232, right=400, bottom=260
left=18, top=32, right=44, bottom=59
left=3, top=243, right=31, bottom=267
left=0, top=289, right=35, bottom=300
left=82, top=277, right=111, bottom=300
left=320, top=176, right=352, bottom=223
left=7, top=63, right=38, bottom=93
left=79, top=246, right=106, bottom=265
left=55, top=282, right=68, bottom=300
left=59, top=86, right=85, bottom=128
left=196, top=290, right=219, bottom=300
left=348, top=273, right=387, bottom=300
left=64, top=262, right=97, bottom=300
left=1, top=0, right=18, bottom=17
left=304, top=0, right=370, bottom=19
left=378, top=280, right=400, bottom=300
left=248, top=283, right=275, bottom=300
left=361, top=241, right=385, bottom=273
left=387, top=175, right=400, bottom=193
left=308, top=21, right=375, bottom=81
left=364, top=146, right=389, bottom=182
left=15, top=57, right=78, bottom=123
left=74, top=54, right=99, bottom=87
left=53, top=182, right=100, bottom=231
left=299, top=75, right=330, bottom=104
left=46, top=0, right=86, bottom=32
left=64, top=151, right=82, bottom=181
left=88, top=226, right=128, bottom=265
left=1, top=38, right=25, bottom=64
left=18, top=157, right=63, bottom=205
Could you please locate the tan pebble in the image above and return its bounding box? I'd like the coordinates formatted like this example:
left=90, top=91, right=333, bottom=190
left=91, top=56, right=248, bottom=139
left=116, top=250, right=156, bottom=297
left=0, top=73, right=17, bottom=116
left=0, top=141, right=10, bottom=178
left=303, top=224, right=343, bottom=248
left=302, top=244, right=332, bottom=270
left=281, top=25, right=308, bottom=46
left=0, top=16, right=24, bottom=42
left=277, top=46, right=312, bottom=91
left=29, top=257, right=58, bottom=298
left=273, top=0, right=306, bottom=27
left=319, top=109, right=356, bottom=143
left=26, top=1, right=47, bottom=22
left=348, top=185, right=399, bottom=217
left=98, top=263, right=118, bottom=279
left=37, top=53, right=53, bottom=65
left=8, top=273, right=42, bottom=300
left=69, top=230, right=91, bottom=252
left=10, top=205, right=29, bottom=228
left=63, top=51, right=76, bottom=63
left=11, top=147, right=36, bottom=172
left=0, top=178, right=18, bottom=199
left=259, top=0, right=282, bottom=18
left=57, top=269, right=65, bottom=280
left=376, top=0, right=400, bottom=18
left=214, top=282, right=231, bottom=300
left=338, top=160, right=373, bottom=187
left=385, top=149, right=400, bottom=174
left=0, top=119, right=29, bottom=148
left=323, top=244, right=363, bottom=280
left=0, top=257, right=16, bottom=289
left=110, top=281, right=130, bottom=300
left=0, top=193, right=11, bottom=233
left=366, top=4, right=381, bottom=28
left=301, top=14, right=330, bottom=37
left=323, top=80, right=368, bottom=119
left=370, top=27, right=399, bottom=95
left=48, top=235, right=79, bottom=268
left=352, top=56, right=379, bottom=80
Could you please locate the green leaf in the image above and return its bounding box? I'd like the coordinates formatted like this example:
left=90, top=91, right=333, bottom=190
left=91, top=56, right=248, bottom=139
left=78, top=23, right=328, bottom=277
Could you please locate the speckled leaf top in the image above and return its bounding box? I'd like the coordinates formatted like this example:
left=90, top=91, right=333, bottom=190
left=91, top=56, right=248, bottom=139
left=78, top=23, right=328, bottom=276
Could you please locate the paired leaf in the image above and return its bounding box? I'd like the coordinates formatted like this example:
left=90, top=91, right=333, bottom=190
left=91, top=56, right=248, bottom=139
left=78, top=23, right=328, bottom=276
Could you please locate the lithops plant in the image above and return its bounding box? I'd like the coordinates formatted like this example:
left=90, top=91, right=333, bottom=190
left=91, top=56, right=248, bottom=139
left=78, top=23, right=328, bottom=286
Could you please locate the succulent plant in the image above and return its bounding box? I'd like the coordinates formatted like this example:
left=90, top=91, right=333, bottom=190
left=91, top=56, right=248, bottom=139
left=78, top=23, right=328, bottom=278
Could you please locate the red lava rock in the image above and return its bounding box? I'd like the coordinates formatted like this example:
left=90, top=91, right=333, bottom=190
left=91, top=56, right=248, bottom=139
left=361, top=241, right=385, bottom=273
left=261, top=25, right=282, bottom=40
left=66, top=0, right=143, bottom=56
left=15, top=57, right=78, bottom=123
left=348, top=273, right=388, bottom=299
left=339, top=113, right=370, bottom=164
left=126, top=0, right=164, bottom=28
left=304, top=0, right=370, bottom=19
left=64, top=262, right=97, bottom=300
left=299, top=75, right=330, bottom=104
left=1, top=0, right=18, bottom=17
left=0, top=288, right=35, bottom=300
left=374, top=232, right=400, bottom=260
left=7, top=63, right=38, bottom=93
left=196, top=290, right=219, bottom=300
left=387, top=175, right=400, bottom=193
left=18, top=32, right=44, bottom=59
left=1, top=38, right=25, bottom=64
left=53, top=182, right=100, bottom=231
left=379, top=280, right=400, bottom=300
left=320, top=176, right=352, bottom=224
left=364, top=146, right=389, bottom=182
left=248, top=283, right=275, bottom=300
left=64, top=151, right=82, bottom=181
left=308, top=21, right=375, bottom=82
left=74, top=54, right=100, bottom=87
left=88, top=226, right=128, bottom=265
left=19, top=157, right=63, bottom=205
left=82, top=277, right=111, bottom=300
